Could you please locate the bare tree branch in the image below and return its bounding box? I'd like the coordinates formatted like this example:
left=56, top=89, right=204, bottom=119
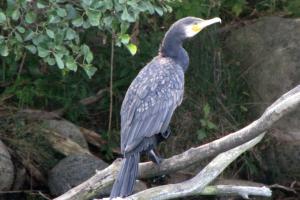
left=124, top=133, right=266, bottom=200
left=54, top=85, right=300, bottom=200
left=100, top=184, right=271, bottom=200
left=200, top=184, right=272, bottom=199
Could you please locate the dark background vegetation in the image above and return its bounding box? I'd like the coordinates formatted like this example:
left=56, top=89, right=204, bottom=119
left=0, top=0, right=300, bottom=199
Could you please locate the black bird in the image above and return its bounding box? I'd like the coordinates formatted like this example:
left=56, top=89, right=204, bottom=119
left=110, top=16, right=221, bottom=198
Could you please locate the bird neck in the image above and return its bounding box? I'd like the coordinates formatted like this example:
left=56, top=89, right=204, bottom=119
left=159, top=30, right=189, bottom=72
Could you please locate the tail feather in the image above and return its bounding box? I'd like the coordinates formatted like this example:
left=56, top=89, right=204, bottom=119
left=110, top=153, right=140, bottom=198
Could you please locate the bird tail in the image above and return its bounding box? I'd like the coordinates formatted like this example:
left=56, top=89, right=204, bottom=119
left=110, top=152, right=140, bottom=198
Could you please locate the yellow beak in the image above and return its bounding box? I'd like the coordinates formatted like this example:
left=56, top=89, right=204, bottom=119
left=193, top=17, right=222, bottom=33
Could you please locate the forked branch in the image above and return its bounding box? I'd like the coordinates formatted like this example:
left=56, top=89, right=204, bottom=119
left=55, top=85, right=300, bottom=200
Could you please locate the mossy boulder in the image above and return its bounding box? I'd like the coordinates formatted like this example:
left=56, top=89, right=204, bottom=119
left=0, top=140, right=14, bottom=190
left=225, top=16, right=300, bottom=182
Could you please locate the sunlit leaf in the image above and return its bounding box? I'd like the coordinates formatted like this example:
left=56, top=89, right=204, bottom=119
left=0, top=45, right=9, bottom=56
left=66, top=56, right=77, bottom=71
left=126, top=43, right=137, bottom=55
left=154, top=6, right=163, bottom=16
left=86, top=9, right=101, bottom=26
left=57, top=8, right=67, bottom=17
left=83, top=65, right=97, bottom=78
left=0, top=12, right=7, bottom=24
left=72, top=16, right=83, bottom=27
left=65, top=28, right=77, bottom=40
left=120, top=34, right=130, bottom=45
left=121, top=7, right=135, bottom=22
left=54, top=53, right=64, bottom=69
left=12, top=9, right=21, bottom=21
left=46, top=29, right=55, bottom=39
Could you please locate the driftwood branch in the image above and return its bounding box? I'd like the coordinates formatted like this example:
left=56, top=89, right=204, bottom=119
left=101, top=184, right=271, bottom=200
left=41, top=128, right=91, bottom=156
left=125, top=133, right=266, bottom=199
left=200, top=185, right=272, bottom=199
left=55, top=85, right=300, bottom=200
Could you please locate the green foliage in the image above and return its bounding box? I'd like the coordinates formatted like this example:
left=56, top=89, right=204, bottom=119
left=0, top=0, right=173, bottom=77
left=285, top=0, right=300, bottom=16
left=197, top=103, right=218, bottom=140
left=173, top=0, right=300, bottom=21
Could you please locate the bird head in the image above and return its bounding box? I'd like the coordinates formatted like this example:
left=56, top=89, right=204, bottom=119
left=170, top=17, right=222, bottom=39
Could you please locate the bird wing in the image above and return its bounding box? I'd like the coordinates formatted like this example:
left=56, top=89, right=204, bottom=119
left=120, top=57, right=184, bottom=153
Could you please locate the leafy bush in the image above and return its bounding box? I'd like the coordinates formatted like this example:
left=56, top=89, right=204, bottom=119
left=0, top=0, right=173, bottom=77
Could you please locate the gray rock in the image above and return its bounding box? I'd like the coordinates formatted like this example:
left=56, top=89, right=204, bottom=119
left=225, top=16, right=300, bottom=181
left=48, top=154, right=109, bottom=196
left=43, top=119, right=88, bottom=148
left=48, top=154, right=148, bottom=198
left=0, top=140, right=14, bottom=190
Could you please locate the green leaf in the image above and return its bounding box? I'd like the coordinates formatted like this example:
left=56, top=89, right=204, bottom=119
left=65, top=28, right=77, bottom=40
left=200, top=119, right=207, bottom=126
left=12, top=9, right=21, bottom=21
left=0, top=11, right=7, bottom=24
left=49, top=15, right=60, bottom=24
left=240, top=105, right=248, bottom=112
left=120, top=22, right=129, bottom=33
left=46, top=56, right=55, bottom=65
left=15, top=32, right=23, bottom=42
left=207, top=121, right=218, bottom=130
left=65, top=4, right=77, bottom=20
left=72, top=16, right=83, bottom=27
left=54, top=53, right=64, bottom=69
left=197, top=129, right=207, bottom=140
left=24, top=30, right=35, bottom=41
left=120, top=34, right=130, bottom=45
left=16, top=26, right=25, bottom=33
left=37, top=1, right=47, bottom=9
left=103, top=16, right=113, bottom=27
left=25, top=12, right=37, bottom=24
left=25, top=45, right=37, bottom=54
left=121, top=7, right=135, bottom=22
left=37, top=46, right=50, bottom=57
left=81, top=44, right=90, bottom=56
left=0, top=45, right=9, bottom=57
left=46, top=29, right=55, bottom=39
left=86, top=10, right=101, bottom=26
left=81, top=44, right=93, bottom=63
left=82, top=0, right=93, bottom=6
left=83, top=20, right=91, bottom=29
left=154, top=6, right=163, bottom=16
left=65, top=56, right=77, bottom=71
left=57, top=8, right=67, bottom=17
left=83, top=65, right=97, bottom=78
left=232, top=0, right=246, bottom=16
left=203, top=103, right=210, bottom=117
left=85, top=50, right=93, bottom=63
left=126, top=43, right=137, bottom=55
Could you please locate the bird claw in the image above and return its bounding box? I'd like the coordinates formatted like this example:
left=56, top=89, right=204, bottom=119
left=149, top=149, right=164, bottom=165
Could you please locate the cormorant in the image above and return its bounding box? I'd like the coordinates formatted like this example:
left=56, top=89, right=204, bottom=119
left=110, top=16, right=221, bottom=198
